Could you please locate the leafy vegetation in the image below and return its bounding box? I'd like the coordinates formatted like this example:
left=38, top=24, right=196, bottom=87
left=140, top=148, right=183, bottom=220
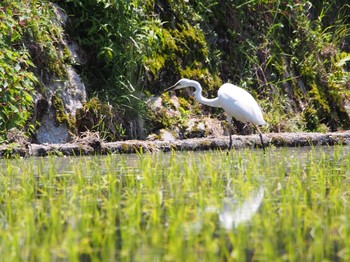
left=0, top=1, right=37, bottom=141
left=0, top=0, right=75, bottom=142
left=1, top=0, right=350, bottom=141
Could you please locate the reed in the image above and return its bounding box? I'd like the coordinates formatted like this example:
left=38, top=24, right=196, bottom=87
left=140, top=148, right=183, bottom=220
left=0, top=146, right=349, bottom=260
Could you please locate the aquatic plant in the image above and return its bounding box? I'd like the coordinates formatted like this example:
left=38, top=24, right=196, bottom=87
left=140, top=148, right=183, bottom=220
left=0, top=146, right=350, bottom=260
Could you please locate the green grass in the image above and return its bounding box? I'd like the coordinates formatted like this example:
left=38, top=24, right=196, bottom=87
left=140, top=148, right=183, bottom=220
left=0, top=146, right=350, bottom=261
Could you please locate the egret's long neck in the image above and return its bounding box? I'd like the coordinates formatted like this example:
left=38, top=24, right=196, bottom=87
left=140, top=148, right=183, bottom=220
left=192, top=81, right=221, bottom=108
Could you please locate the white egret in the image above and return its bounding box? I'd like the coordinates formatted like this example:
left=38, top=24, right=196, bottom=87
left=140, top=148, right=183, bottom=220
left=164, top=78, right=266, bottom=151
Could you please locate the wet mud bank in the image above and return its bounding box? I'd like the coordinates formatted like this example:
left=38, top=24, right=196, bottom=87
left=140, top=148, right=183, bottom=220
left=1, top=131, right=350, bottom=158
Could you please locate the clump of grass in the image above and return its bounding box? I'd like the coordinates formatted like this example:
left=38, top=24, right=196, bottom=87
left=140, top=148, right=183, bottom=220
left=0, top=146, right=350, bottom=260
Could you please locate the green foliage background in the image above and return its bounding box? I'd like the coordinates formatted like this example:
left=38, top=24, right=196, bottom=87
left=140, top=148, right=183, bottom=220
left=1, top=0, right=350, bottom=141
left=0, top=1, right=38, bottom=141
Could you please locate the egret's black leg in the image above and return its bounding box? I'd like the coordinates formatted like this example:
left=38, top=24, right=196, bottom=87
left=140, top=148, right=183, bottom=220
left=258, top=132, right=265, bottom=153
left=227, top=116, right=233, bottom=151
left=252, top=124, right=266, bottom=153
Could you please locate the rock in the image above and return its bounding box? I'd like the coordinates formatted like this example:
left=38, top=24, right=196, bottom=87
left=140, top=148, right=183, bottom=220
left=147, top=129, right=176, bottom=142
left=204, top=117, right=225, bottom=137
left=64, top=67, right=87, bottom=113
left=184, top=119, right=206, bottom=138
left=34, top=4, right=87, bottom=144
left=159, top=129, right=176, bottom=141
left=183, top=117, right=225, bottom=138
left=36, top=113, right=70, bottom=144
left=147, top=96, right=163, bottom=111
left=52, top=3, right=68, bottom=26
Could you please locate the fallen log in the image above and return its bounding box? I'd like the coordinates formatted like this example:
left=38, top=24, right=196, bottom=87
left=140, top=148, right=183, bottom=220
left=1, top=131, right=350, bottom=158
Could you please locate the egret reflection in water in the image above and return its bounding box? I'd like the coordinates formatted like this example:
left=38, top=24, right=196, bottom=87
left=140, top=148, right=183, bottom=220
left=185, top=186, right=264, bottom=235
left=219, top=186, right=264, bottom=230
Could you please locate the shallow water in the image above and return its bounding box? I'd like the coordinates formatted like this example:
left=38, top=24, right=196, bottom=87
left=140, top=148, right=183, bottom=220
left=2, top=145, right=347, bottom=176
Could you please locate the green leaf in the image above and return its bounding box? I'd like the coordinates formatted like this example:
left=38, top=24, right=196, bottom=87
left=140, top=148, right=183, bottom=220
left=11, top=30, right=21, bottom=43
left=335, top=55, right=350, bottom=67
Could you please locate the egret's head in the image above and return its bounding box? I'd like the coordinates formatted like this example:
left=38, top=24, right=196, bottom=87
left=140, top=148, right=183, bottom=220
left=164, top=78, right=194, bottom=92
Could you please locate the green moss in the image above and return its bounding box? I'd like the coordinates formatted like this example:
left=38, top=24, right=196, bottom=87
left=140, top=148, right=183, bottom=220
left=144, top=55, right=166, bottom=76
left=177, top=97, right=191, bottom=111
left=147, top=107, right=173, bottom=132
left=309, top=84, right=330, bottom=114
left=171, top=23, right=208, bottom=59
left=62, top=46, right=73, bottom=64
left=142, top=20, right=221, bottom=95
left=162, top=29, right=179, bottom=52
left=51, top=95, right=69, bottom=125
left=25, top=2, right=69, bottom=80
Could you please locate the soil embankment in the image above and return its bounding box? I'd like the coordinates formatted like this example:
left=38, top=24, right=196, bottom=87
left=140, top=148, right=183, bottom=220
left=1, top=131, right=350, bottom=158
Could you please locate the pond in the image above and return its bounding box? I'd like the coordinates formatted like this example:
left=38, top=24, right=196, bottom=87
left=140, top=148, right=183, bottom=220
left=0, top=146, right=350, bottom=261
